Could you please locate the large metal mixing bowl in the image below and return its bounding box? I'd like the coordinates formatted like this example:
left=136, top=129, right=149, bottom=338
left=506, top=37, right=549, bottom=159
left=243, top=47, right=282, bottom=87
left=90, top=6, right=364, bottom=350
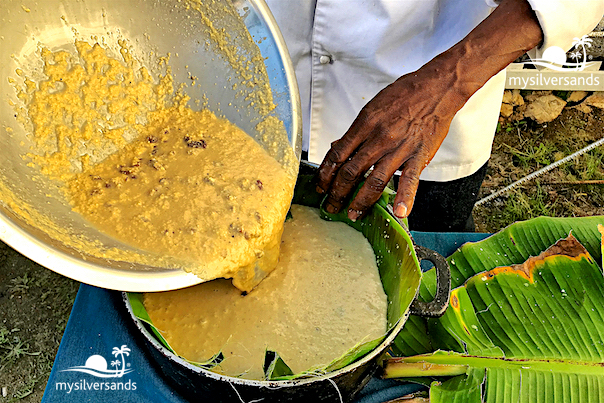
left=0, top=0, right=301, bottom=291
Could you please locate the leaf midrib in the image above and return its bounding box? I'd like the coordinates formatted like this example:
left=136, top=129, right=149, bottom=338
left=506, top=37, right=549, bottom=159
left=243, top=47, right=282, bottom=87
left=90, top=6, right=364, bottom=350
left=398, top=353, right=604, bottom=375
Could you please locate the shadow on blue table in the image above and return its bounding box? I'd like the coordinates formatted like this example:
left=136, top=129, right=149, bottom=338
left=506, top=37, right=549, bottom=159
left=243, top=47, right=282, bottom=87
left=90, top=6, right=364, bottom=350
left=42, top=232, right=489, bottom=403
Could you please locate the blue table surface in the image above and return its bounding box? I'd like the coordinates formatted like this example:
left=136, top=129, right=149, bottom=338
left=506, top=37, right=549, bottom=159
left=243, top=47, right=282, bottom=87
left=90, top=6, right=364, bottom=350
left=42, top=232, right=490, bottom=403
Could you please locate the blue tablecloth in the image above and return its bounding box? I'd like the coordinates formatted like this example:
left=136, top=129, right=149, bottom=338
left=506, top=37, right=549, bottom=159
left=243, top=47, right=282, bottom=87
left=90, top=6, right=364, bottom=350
left=42, top=232, right=490, bottom=403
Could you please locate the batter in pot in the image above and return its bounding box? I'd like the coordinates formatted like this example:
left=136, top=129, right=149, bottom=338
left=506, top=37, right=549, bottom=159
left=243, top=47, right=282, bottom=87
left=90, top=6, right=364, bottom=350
left=144, top=205, right=388, bottom=380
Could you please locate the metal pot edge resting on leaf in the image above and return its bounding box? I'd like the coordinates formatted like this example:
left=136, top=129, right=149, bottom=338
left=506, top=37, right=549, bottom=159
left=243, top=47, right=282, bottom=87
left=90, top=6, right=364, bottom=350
left=122, top=161, right=451, bottom=403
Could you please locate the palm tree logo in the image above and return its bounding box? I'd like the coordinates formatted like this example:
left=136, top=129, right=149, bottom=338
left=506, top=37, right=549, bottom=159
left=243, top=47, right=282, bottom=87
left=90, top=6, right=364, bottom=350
left=112, top=345, right=131, bottom=377
left=570, top=35, right=593, bottom=70
left=520, top=34, right=594, bottom=72
left=569, top=50, right=582, bottom=62
left=61, top=345, right=134, bottom=378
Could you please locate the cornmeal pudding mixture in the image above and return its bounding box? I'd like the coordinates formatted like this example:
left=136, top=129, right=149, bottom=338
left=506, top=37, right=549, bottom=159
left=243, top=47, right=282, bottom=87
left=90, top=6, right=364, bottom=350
left=5, top=4, right=388, bottom=379
left=144, top=205, right=388, bottom=380
left=9, top=38, right=296, bottom=291
left=68, top=102, right=295, bottom=291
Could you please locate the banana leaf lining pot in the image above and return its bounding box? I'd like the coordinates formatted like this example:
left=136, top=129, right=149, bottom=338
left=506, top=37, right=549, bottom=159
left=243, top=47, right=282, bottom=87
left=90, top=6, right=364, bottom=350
left=123, top=161, right=451, bottom=403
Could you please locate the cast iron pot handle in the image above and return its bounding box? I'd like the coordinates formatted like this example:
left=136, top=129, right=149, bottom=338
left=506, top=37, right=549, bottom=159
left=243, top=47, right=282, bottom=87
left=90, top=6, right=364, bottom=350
left=408, top=245, right=451, bottom=318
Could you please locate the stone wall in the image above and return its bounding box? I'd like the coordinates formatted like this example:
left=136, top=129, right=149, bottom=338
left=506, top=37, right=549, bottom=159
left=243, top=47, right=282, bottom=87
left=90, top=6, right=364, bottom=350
left=500, top=90, right=604, bottom=123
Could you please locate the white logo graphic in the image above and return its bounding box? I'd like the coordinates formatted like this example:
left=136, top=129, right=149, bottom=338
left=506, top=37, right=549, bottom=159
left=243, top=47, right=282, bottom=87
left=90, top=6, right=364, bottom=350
left=60, top=345, right=134, bottom=378
left=520, top=35, right=595, bottom=72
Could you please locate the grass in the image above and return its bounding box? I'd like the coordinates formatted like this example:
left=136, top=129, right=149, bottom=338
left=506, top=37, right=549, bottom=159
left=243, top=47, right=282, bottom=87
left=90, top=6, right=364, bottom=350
left=505, top=141, right=557, bottom=168
left=11, top=379, right=36, bottom=401
left=7, top=274, right=34, bottom=296
left=0, top=241, right=79, bottom=402
left=474, top=108, right=604, bottom=232
left=0, top=327, right=40, bottom=402
left=0, top=327, right=41, bottom=367
left=496, top=184, right=559, bottom=224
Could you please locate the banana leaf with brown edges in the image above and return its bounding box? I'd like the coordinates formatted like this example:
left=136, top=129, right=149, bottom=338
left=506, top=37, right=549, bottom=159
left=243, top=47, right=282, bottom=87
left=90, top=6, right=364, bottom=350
left=387, top=217, right=604, bottom=402
left=394, top=215, right=604, bottom=357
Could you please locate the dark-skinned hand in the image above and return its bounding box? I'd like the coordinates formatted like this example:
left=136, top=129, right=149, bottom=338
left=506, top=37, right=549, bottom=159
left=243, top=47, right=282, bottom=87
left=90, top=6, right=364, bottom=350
left=315, top=0, right=543, bottom=221
left=316, top=66, right=460, bottom=221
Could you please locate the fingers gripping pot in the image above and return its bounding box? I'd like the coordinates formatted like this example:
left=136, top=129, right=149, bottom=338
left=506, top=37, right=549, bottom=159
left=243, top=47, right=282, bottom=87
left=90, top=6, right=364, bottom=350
left=124, top=162, right=451, bottom=403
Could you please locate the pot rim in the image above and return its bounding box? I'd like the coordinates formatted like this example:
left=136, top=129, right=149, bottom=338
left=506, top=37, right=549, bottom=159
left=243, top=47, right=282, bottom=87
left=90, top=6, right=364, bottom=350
left=122, top=291, right=412, bottom=386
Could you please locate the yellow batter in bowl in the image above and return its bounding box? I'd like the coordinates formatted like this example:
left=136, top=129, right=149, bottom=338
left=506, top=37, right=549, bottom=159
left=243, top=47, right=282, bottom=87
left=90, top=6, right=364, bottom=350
left=67, top=101, right=295, bottom=292
left=8, top=37, right=296, bottom=291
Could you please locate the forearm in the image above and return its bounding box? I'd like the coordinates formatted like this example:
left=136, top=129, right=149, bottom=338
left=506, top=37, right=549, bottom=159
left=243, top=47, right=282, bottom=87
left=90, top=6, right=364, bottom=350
left=422, top=0, right=543, bottom=116
left=317, top=0, right=545, bottom=219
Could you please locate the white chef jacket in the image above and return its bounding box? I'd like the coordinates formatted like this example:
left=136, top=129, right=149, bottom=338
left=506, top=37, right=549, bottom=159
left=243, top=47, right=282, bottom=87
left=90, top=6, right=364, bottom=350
left=266, top=0, right=604, bottom=181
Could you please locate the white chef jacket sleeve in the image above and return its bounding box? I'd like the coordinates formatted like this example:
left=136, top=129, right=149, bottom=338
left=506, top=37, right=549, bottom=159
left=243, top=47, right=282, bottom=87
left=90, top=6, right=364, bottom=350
left=528, top=0, right=604, bottom=57
left=486, top=0, right=604, bottom=56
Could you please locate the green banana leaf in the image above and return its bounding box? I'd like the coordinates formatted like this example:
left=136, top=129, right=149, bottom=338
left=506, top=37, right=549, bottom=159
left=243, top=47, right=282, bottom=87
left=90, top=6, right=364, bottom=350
left=263, top=351, right=294, bottom=379
left=127, top=167, right=423, bottom=381
left=386, top=225, right=604, bottom=402
left=394, top=215, right=604, bottom=357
